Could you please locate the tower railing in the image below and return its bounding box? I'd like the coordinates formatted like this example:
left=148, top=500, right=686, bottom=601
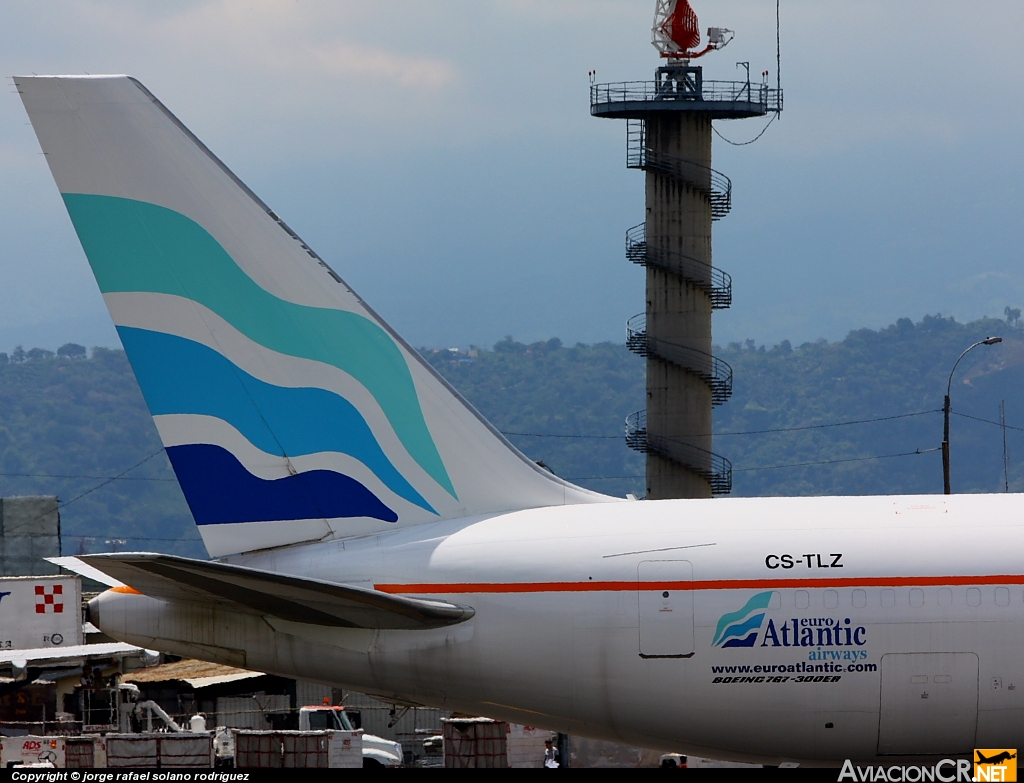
left=591, top=79, right=783, bottom=113
left=624, top=410, right=733, bottom=495
left=626, top=314, right=733, bottom=406
left=626, top=223, right=731, bottom=309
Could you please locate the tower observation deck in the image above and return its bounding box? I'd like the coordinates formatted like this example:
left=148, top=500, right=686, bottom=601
left=591, top=4, right=782, bottom=500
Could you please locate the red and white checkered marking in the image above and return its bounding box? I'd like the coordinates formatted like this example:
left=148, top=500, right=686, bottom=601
left=35, top=584, right=63, bottom=614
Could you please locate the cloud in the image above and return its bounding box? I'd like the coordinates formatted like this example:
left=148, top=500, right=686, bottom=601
left=136, top=1, right=458, bottom=88
left=307, top=44, right=456, bottom=88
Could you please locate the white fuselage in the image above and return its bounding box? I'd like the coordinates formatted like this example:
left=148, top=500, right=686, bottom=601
left=94, top=493, right=1024, bottom=764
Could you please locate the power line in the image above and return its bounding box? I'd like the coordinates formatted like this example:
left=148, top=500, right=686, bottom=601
left=718, top=409, right=940, bottom=436
left=566, top=447, right=940, bottom=482
left=566, top=475, right=644, bottom=481
left=504, top=431, right=620, bottom=439
left=15, top=449, right=168, bottom=544
left=0, top=471, right=175, bottom=482
left=733, top=447, right=940, bottom=473
left=713, top=113, right=777, bottom=146
left=776, top=0, right=782, bottom=106
left=951, top=410, right=1024, bottom=432
left=56, top=450, right=165, bottom=512
left=711, top=0, right=781, bottom=146
left=503, top=409, right=940, bottom=441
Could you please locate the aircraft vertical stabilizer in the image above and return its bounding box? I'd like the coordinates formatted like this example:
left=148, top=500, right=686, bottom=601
left=16, top=75, right=612, bottom=557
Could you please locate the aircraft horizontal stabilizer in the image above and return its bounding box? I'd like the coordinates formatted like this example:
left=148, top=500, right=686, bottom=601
left=67, top=554, right=474, bottom=631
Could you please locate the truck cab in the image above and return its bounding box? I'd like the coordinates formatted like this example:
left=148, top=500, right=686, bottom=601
left=298, top=705, right=403, bottom=767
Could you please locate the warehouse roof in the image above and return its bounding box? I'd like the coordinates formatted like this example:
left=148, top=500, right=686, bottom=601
left=123, top=659, right=264, bottom=688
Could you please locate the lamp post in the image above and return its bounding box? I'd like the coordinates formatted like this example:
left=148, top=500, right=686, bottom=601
left=943, top=336, right=1002, bottom=494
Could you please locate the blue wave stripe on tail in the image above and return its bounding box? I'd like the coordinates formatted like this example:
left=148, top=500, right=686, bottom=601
left=166, top=443, right=398, bottom=525
left=118, top=326, right=435, bottom=514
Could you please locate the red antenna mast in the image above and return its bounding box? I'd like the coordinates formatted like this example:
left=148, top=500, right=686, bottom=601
left=652, top=0, right=733, bottom=60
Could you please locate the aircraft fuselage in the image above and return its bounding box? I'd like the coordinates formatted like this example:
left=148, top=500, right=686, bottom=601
left=93, top=493, right=1024, bottom=764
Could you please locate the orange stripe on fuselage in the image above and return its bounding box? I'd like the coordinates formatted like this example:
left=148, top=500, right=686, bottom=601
left=375, top=574, right=1024, bottom=595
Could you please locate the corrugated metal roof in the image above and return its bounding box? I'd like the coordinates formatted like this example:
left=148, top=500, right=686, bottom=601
left=123, top=659, right=265, bottom=688
left=0, top=641, right=143, bottom=666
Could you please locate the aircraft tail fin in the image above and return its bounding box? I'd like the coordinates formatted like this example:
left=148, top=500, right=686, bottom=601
left=17, top=75, right=611, bottom=557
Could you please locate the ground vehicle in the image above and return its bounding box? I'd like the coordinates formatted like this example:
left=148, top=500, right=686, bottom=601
left=299, top=706, right=402, bottom=767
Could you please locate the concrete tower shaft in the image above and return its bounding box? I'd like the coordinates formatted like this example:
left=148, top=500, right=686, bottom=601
left=645, top=112, right=714, bottom=499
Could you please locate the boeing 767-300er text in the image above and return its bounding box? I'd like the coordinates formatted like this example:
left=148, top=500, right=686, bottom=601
left=15, top=75, right=1023, bottom=765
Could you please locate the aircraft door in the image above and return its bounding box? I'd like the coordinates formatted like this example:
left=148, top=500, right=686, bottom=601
left=637, top=560, right=694, bottom=658
left=877, top=652, right=979, bottom=755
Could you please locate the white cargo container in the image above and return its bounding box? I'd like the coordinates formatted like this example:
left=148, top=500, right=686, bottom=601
left=104, top=733, right=214, bottom=768
left=0, top=575, right=82, bottom=650
left=0, top=735, right=67, bottom=767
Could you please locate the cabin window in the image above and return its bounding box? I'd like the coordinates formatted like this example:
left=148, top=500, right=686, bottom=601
left=909, top=588, right=924, bottom=608
left=824, top=590, right=838, bottom=609
left=881, top=589, right=895, bottom=608
left=967, top=588, right=981, bottom=607
left=852, top=589, right=866, bottom=608
left=938, top=588, right=952, bottom=607
left=995, top=587, right=1010, bottom=606
left=795, top=590, right=809, bottom=609
left=910, top=675, right=928, bottom=684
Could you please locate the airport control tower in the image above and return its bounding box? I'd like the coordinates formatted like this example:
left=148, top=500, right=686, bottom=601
left=591, top=0, right=782, bottom=499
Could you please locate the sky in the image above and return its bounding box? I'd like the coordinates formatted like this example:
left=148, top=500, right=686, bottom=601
left=2, top=1, right=1023, bottom=352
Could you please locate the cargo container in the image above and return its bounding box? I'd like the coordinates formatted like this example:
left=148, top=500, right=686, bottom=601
left=234, top=730, right=362, bottom=768
left=0, top=575, right=82, bottom=651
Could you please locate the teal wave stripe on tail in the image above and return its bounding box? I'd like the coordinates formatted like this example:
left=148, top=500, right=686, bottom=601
left=712, top=591, right=774, bottom=646
left=62, top=193, right=456, bottom=499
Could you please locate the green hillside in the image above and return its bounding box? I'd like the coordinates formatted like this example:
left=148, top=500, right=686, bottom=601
left=0, top=313, right=1021, bottom=559
left=0, top=346, right=201, bottom=557
left=429, top=315, right=1024, bottom=501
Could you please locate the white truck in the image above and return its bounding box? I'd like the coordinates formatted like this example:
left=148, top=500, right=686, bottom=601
left=299, top=705, right=403, bottom=767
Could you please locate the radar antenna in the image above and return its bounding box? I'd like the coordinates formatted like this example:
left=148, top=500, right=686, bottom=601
left=652, top=0, right=733, bottom=60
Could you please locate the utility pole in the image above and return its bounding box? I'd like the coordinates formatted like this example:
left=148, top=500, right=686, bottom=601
left=942, top=337, right=1002, bottom=494
left=1001, top=400, right=1010, bottom=493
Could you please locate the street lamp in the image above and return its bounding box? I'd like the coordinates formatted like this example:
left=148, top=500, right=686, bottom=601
left=942, top=336, right=1002, bottom=494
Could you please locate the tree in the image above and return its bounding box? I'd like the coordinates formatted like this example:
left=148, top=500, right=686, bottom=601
left=57, top=343, right=87, bottom=359
left=25, top=348, right=54, bottom=361
left=1005, top=306, right=1021, bottom=328
left=11, top=346, right=25, bottom=363
left=0, top=353, right=7, bottom=366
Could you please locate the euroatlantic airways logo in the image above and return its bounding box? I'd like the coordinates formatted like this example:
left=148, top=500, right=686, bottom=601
left=712, top=592, right=773, bottom=648
left=713, top=592, right=870, bottom=653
